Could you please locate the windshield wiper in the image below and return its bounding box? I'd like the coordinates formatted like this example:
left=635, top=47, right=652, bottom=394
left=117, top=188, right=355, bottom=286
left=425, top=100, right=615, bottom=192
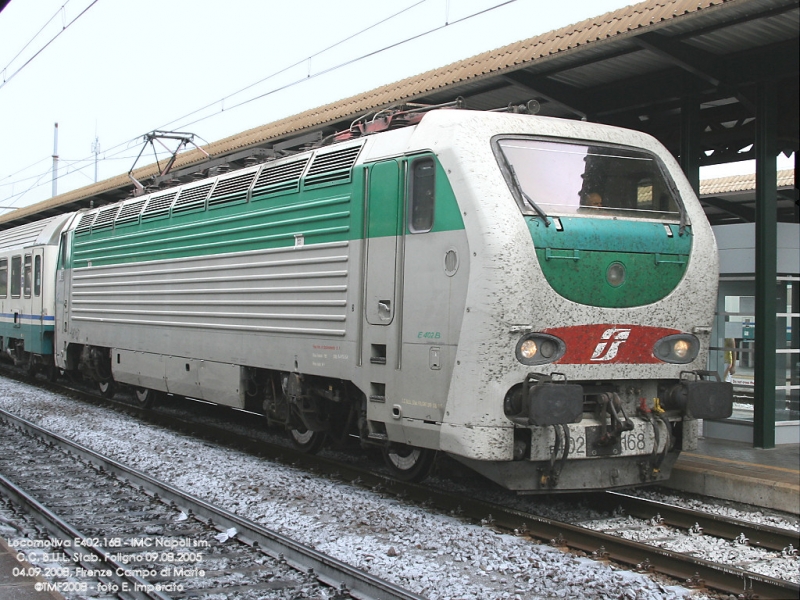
left=508, top=164, right=550, bottom=226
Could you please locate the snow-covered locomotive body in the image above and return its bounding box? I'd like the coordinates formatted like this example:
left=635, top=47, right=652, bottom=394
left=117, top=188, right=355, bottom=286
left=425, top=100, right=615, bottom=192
left=0, top=214, right=74, bottom=375
left=420, top=111, right=731, bottom=490
left=51, top=109, right=731, bottom=491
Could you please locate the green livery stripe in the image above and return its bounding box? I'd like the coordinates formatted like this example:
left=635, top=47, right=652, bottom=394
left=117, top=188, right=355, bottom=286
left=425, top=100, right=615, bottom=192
left=528, top=217, right=692, bottom=308
left=75, top=195, right=354, bottom=267
left=70, top=157, right=464, bottom=269
left=426, top=159, right=465, bottom=234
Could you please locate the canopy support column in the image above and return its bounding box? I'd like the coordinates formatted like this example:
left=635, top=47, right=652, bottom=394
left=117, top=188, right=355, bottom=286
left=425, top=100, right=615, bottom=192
left=754, top=80, right=777, bottom=449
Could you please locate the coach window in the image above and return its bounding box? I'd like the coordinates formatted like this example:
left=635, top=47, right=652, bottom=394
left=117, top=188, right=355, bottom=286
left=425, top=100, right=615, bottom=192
left=24, top=255, right=32, bottom=298
left=0, top=259, right=7, bottom=298
left=34, top=255, right=41, bottom=297
left=408, top=157, right=435, bottom=233
left=11, top=256, right=21, bottom=298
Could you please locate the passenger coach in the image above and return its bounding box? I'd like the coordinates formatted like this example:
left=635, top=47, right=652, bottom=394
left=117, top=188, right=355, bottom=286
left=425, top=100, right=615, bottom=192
left=0, top=214, right=73, bottom=377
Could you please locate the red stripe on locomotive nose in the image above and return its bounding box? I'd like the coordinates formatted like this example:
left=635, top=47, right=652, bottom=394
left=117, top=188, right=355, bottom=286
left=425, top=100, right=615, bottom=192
left=542, top=324, right=681, bottom=364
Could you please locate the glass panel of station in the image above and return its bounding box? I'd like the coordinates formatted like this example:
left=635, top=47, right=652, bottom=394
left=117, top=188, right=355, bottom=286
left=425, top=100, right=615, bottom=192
left=710, top=277, right=800, bottom=424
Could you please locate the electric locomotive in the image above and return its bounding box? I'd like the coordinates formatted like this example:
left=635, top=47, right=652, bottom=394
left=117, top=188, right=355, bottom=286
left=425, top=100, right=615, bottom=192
left=14, top=108, right=734, bottom=492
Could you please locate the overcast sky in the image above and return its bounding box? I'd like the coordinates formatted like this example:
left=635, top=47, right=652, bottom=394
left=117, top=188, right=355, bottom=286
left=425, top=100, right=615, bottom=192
left=0, top=0, right=786, bottom=215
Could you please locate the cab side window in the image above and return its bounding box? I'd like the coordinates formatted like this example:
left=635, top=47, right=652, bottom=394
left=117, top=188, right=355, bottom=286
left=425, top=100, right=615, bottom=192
left=408, top=157, right=435, bottom=233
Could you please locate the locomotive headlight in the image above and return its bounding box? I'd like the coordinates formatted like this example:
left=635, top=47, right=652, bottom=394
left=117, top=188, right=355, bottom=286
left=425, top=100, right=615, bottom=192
left=673, top=339, right=690, bottom=359
left=516, top=334, right=565, bottom=365
left=519, top=339, right=538, bottom=359
left=654, top=334, right=699, bottom=364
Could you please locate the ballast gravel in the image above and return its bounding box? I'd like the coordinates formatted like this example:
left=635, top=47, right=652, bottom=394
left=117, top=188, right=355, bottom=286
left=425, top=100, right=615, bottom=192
left=0, top=378, right=754, bottom=599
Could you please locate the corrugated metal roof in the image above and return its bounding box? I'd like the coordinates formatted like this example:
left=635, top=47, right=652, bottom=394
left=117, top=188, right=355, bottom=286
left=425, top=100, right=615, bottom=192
left=684, top=5, right=799, bottom=53
left=547, top=45, right=676, bottom=88
left=700, top=168, right=795, bottom=195
left=3, top=0, right=794, bottom=228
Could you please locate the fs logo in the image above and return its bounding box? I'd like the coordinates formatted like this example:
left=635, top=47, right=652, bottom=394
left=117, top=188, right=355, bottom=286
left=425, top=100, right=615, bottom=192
left=590, top=328, right=631, bottom=362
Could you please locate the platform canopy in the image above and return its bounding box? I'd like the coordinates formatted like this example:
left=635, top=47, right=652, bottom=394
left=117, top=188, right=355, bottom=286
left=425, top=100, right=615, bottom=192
left=1, top=0, right=796, bottom=231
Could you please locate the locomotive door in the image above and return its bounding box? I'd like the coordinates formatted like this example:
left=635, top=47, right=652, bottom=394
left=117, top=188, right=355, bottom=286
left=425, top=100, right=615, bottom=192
left=362, top=159, right=403, bottom=432
left=364, top=160, right=402, bottom=325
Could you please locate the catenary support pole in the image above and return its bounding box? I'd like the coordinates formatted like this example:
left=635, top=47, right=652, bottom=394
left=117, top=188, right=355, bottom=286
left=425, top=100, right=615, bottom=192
left=52, top=122, right=59, bottom=197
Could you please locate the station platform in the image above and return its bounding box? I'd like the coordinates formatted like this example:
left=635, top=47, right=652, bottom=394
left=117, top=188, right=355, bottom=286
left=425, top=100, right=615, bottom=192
left=0, top=538, right=65, bottom=600
left=666, top=437, right=800, bottom=515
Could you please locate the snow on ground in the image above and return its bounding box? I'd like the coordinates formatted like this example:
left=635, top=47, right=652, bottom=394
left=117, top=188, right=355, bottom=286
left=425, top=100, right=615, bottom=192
left=0, top=378, right=703, bottom=599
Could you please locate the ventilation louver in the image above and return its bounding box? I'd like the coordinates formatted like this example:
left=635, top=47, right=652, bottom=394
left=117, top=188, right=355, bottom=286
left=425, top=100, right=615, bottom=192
left=142, top=191, right=177, bottom=220
left=208, top=171, right=256, bottom=207
left=252, top=157, right=309, bottom=196
left=92, top=205, right=120, bottom=231
left=115, top=199, right=147, bottom=226
left=172, top=182, right=213, bottom=214
left=75, top=212, right=96, bottom=235
left=304, top=144, right=362, bottom=186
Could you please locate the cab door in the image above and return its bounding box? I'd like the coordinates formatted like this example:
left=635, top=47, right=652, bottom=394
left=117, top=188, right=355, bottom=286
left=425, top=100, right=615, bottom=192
left=361, top=160, right=404, bottom=437
left=364, top=160, right=402, bottom=325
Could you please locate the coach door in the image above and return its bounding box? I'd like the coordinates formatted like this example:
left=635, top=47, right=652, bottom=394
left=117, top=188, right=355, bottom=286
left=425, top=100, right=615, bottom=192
left=28, top=248, right=47, bottom=353
left=54, top=231, right=71, bottom=369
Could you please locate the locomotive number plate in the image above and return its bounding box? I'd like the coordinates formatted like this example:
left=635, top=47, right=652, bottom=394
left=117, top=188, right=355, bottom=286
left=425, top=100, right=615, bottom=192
left=556, top=428, right=651, bottom=458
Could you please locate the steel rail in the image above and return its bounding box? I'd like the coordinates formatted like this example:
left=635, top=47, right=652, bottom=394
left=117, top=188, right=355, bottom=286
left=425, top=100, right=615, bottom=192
left=0, top=473, right=165, bottom=600
left=600, top=490, right=799, bottom=553
left=0, top=407, right=425, bottom=600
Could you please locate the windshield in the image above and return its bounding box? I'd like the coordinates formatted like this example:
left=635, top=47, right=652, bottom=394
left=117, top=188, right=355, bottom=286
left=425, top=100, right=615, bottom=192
left=495, top=137, right=683, bottom=220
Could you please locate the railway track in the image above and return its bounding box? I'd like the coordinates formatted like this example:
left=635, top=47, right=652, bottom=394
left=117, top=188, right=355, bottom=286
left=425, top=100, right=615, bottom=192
left=3, top=369, right=799, bottom=599
left=0, top=406, right=424, bottom=600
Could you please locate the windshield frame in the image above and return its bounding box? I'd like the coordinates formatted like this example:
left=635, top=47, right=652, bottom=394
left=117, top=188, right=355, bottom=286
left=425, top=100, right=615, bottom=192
left=491, top=134, right=688, bottom=225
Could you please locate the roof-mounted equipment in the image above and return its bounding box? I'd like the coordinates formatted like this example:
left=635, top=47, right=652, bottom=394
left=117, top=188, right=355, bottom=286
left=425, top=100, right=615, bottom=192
left=128, top=131, right=210, bottom=196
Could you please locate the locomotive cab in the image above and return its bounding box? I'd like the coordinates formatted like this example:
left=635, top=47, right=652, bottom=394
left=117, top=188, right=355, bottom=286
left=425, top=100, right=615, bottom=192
left=423, top=112, right=732, bottom=491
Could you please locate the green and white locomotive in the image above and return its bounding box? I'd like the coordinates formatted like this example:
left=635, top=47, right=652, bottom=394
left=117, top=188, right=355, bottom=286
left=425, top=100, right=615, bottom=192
left=6, top=109, right=733, bottom=492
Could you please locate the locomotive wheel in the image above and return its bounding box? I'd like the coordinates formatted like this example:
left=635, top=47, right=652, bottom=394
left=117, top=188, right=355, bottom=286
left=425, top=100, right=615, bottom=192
left=97, top=379, right=116, bottom=399
left=382, top=444, right=435, bottom=482
left=133, top=387, right=159, bottom=409
left=289, top=427, right=326, bottom=454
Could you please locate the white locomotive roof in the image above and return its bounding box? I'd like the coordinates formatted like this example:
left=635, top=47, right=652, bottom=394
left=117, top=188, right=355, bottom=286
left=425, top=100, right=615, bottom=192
left=0, top=213, right=74, bottom=251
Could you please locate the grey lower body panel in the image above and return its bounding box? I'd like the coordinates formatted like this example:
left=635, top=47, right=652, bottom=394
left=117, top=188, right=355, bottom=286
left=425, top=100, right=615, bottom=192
left=450, top=452, right=680, bottom=493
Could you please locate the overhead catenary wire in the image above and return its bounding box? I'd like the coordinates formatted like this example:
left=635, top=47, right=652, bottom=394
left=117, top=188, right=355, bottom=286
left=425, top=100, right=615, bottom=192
left=0, top=0, right=76, bottom=82
left=1, top=0, right=518, bottom=211
left=0, top=0, right=100, bottom=91
left=169, top=0, right=519, bottom=132
left=0, top=0, right=432, bottom=200
left=155, top=0, right=430, bottom=133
